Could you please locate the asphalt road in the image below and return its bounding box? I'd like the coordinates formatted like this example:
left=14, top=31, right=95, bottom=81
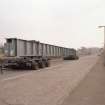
left=0, top=58, right=63, bottom=80
left=61, top=56, right=105, bottom=105
left=0, top=55, right=98, bottom=105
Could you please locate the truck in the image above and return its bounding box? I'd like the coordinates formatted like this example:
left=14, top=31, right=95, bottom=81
left=3, top=38, right=78, bottom=70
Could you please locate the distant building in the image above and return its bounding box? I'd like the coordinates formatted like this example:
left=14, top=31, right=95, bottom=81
left=77, top=47, right=102, bottom=56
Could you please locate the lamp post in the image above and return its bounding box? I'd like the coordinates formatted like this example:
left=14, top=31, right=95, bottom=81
left=98, top=26, right=105, bottom=48
left=98, top=26, right=105, bottom=63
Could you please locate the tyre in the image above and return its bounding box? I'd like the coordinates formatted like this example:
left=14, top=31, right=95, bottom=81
left=38, top=61, right=45, bottom=68
left=45, top=60, right=50, bottom=67
left=31, top=62, right=39, bottom=70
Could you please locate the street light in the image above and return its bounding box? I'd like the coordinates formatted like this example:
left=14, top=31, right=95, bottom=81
left=98, top=26, right=105, bottom=64
left=98, top=26, right=105, bottom=48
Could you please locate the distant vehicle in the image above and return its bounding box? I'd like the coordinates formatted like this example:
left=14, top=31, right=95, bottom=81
left=63, top=49, right=79, bottom=60
left=3, top=38, right=78, bottom=70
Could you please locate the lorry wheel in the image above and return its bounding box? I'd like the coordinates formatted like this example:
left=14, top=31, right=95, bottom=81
left=45, top=60, right=50, bottom=67
left=31, top=62, right=39, bottom=70
left=39, top=61, right=45, bottom=68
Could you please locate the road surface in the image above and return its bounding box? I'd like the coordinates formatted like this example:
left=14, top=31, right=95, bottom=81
left=0, top=58, right=63, bottom=80
left=61, top=56, right=105, bottom=105
left=0, top=55, right=98, bottom=105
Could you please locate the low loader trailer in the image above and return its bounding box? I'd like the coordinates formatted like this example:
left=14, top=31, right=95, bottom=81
left=2, top=38, right=78, bottom=70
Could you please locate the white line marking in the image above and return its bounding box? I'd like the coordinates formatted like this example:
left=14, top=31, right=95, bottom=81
left=1, top=72, right=32, bottom=82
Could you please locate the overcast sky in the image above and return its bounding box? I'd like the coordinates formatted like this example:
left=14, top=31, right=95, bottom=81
left=0, top=0, right=105, bottom=48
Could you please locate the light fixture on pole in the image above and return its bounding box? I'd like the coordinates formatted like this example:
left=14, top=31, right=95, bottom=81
left=98, top=26, right=105, bottom=64
left=98, top=26, right=105, bottom=48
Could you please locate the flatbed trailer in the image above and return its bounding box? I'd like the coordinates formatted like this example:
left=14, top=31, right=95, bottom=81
left=3, top=38, right=78, bottom=70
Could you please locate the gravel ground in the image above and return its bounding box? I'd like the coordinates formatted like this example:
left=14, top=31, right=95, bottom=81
left=0, top=55, right=98, bottom=105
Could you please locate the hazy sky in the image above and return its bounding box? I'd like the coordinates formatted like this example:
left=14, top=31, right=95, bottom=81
left=0, top=0, right=105, bottom=48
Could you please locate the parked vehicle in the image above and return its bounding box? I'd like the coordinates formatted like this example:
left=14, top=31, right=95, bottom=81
left=3, top=38, right=78, bottom=70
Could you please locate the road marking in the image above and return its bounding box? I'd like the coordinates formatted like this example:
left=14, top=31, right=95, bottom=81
left=1, top=63, right=63, bottom=82
left=1, top=73, right=32, bottom=81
